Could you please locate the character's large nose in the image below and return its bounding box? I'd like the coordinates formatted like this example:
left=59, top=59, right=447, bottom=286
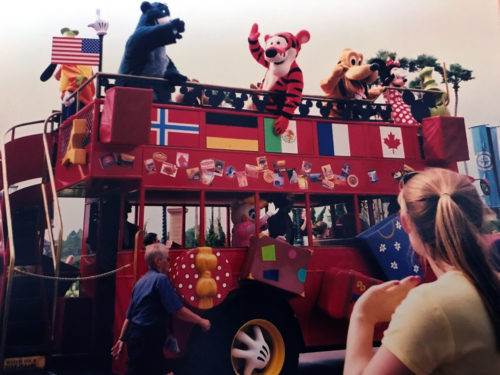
left=266, top=48, right=278, bottom=58
left=370, top=63, right=380, bottom=71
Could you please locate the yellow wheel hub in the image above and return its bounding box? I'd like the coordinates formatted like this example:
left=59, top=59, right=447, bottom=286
left=230, top=318, right=285, bottom=375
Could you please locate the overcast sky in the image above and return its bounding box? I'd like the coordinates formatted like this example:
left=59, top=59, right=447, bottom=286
left=1, top=0, right=499, bottom=231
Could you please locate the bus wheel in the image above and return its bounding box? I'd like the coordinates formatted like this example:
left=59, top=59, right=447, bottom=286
left=184, top=302, right=299, bottom=375
left=230, top=318, right=287, bottom=375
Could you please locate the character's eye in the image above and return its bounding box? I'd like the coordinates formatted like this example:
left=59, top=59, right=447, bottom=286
left=350, top=58, right=356, bottom=65
left=248, top=208, right=255, bottom=220
left=358, top=58, right=362, bottom=65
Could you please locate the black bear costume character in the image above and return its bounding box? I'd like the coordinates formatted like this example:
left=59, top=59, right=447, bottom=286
left=117, top=1, right=187, bottom=102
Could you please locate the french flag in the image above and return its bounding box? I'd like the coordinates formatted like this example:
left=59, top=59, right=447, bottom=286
left=317, top=122, right=351, bottom=156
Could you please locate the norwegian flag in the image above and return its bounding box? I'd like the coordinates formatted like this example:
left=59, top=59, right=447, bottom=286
left=150, top=108, right=200, bottom=147
left=357, top=214, right=423, bottom=280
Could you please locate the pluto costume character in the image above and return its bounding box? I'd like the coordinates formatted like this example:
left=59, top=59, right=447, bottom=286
left=118, top=1, right=187, bottom=102
left=321, top=48, right=383, bottom=117
left=248, top=23, right=310, bottom=135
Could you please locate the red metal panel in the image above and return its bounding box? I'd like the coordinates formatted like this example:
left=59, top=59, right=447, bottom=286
left=401, top=125, right=420, bottom=160
left=422, top=116, right=469, bottom=162
left=140, top=146, right=424, bottom=195
left=366, top=123, right=383, bottom=158
left=347, top=123, right=366, bottom=158
left=100, top=87, right=153, bottom=145
left=2, top=134, right=48, bottom=189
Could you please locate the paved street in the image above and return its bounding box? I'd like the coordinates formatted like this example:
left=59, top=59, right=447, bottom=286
left=299, top=350, right=345, bottom=374
left=20, top=350, right=345, bottom=375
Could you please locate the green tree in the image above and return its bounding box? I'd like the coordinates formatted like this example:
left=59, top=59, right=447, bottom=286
left=368, top=50, right=410, bottom=70
left=335, top=203, right=347, bottom=218
left=310, top=208, right=317, bottom=225
left=407, top=54, right=440, bottom=90
left=407, top=54, right=439, bottom=73
left=443, top=63, right=474, bottom=116
left=205, top=220, right=218, bottom=247
left=185, top=227, right=199, bottom=248
left=61, top=229, right=82, bottom=260
left=216, top=220, right=226, bottom=247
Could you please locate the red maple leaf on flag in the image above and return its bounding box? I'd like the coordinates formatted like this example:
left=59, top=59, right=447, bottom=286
left=384, top=132, right=401, bottom=153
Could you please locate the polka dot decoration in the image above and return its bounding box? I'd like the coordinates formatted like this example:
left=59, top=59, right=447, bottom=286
left=170, top=247, right=233, bottom=309
left=383, top=90, right=417, bottom=125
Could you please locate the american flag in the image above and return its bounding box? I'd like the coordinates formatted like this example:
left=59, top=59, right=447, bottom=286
left=51, top=37, right=100, bottom=66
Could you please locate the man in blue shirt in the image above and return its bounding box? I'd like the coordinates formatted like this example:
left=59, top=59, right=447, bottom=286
left=111, top=243, right=211, bottom=374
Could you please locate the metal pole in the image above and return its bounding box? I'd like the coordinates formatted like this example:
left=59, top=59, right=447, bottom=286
left=88, top=9, right=109, bottom=95
left=98, top=34, right=104, bottom=73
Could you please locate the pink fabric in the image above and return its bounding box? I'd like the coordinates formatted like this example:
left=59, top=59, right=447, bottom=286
left=232, top=214, right=270, bottom=247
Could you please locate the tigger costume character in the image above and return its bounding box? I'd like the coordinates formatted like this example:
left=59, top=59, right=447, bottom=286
left=248, top=23, right=310, bottom=135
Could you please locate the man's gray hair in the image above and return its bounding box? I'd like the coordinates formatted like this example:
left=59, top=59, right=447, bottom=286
left=145, top=243, right=169, bottom=269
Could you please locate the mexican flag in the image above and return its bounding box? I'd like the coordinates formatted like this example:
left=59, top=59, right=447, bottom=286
left=264, top=118, right=314, bottom=154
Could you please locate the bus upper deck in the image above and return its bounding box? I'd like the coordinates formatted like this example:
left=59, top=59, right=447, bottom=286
left=54, top=72, right=466, bottom=198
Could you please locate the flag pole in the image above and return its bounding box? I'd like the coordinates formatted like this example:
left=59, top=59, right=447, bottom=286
left=89, top=9, right=109, bottom=94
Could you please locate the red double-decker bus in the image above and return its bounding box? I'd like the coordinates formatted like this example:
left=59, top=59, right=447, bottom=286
left=0, top=73, right=468, bottom=374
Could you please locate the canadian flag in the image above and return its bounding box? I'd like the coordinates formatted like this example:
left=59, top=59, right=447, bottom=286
left=380, top=126, right=405, bottom=159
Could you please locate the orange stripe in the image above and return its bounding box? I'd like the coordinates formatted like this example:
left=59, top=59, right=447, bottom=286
left=206, top=137, right=258, bottom=151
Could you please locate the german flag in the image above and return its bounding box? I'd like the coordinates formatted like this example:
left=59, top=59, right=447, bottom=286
left=205, top=112, right=259, bottom=151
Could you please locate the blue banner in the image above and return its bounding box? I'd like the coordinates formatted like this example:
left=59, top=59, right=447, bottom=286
left=470, top=125, right=500, bottom=207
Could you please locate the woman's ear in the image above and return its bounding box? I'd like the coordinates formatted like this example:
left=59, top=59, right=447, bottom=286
left=400, top=212, right=412, bottom=234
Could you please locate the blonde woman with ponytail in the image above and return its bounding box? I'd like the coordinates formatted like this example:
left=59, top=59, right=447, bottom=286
left=344, top=168, right=500, bottom=375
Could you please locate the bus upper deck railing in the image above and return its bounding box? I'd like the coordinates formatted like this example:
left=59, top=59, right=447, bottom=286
left=69, top=72, right=395, bottom=123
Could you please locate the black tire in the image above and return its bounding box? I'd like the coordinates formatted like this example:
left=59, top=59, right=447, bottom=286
left=183, top=296, right=300, bottom=375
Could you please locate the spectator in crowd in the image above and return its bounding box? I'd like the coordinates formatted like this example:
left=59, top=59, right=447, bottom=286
left=313, top=221, right=328, bottom=239
left=344, top=168, right=500, bottom=374
left=143, top=232, right=160, bottom=247
left=111, top=243, right=211, bottom=375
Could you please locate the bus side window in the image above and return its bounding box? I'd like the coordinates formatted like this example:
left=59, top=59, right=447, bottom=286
left=359, top=195, right=399, bottom=229
left=86, top=201, right=99, bottom=254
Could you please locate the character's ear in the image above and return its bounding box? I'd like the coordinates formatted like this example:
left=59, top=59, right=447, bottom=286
left=40, top=63, right=58, bottom=82
left=402, top=90, right=416, bottom=105
left=264, top=34, right=270, bottom=42
left=422, top=92, right=436, bottom=107
left=141, top=1, right=152, bottom=13
left=296, top=30, right=310, bottom=45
